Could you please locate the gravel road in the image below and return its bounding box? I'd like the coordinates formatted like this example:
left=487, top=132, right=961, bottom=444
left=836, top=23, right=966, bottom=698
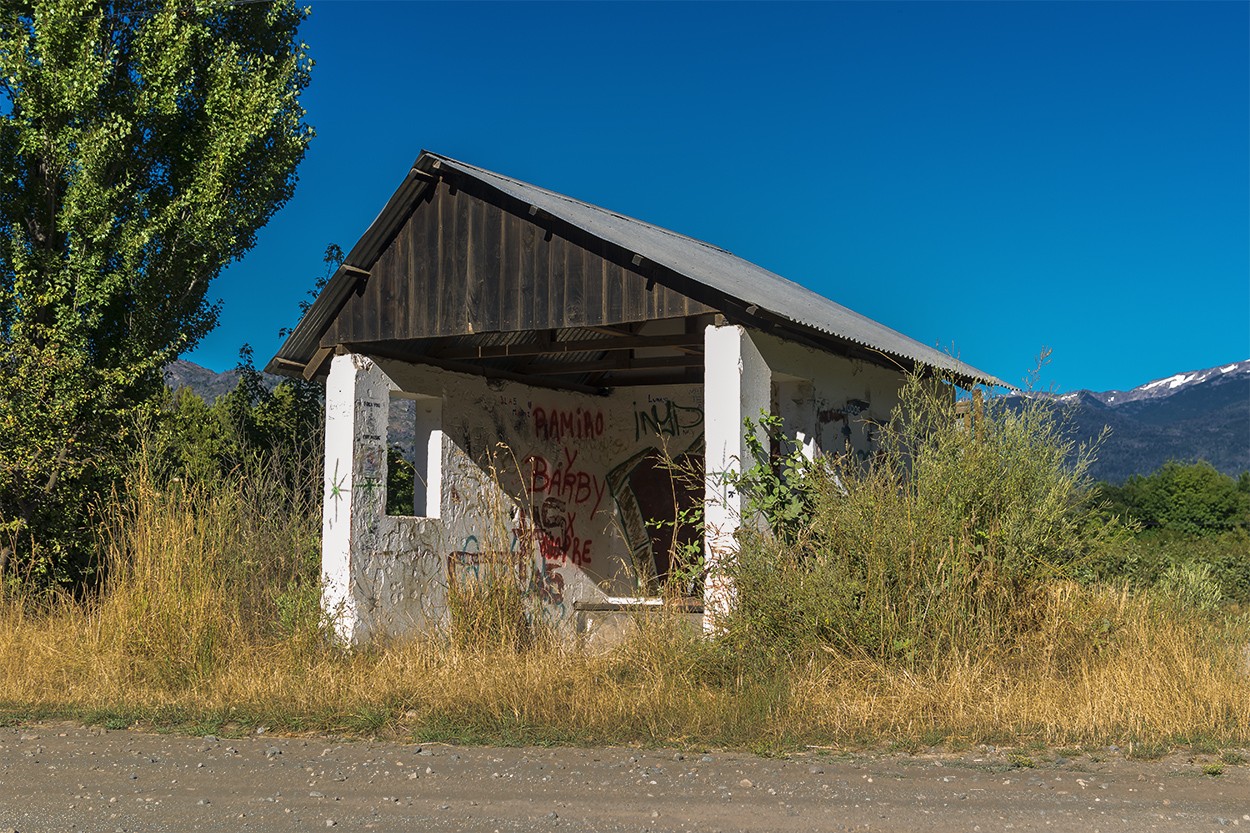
left=0, top=723, right=1246, bottom=832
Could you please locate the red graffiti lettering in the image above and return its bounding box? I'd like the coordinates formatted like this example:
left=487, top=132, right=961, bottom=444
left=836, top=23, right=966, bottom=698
left=526, top=451, right=607, bottom=514
left=514, top=500, right=595, bottom=569
left=530, top=455, right=549, bottom=493
left=532, top=527, right=592, bottom=567
left=532, top=405, right=606, bottom=442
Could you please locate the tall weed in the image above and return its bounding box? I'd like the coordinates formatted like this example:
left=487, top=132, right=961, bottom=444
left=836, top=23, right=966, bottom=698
left=725, top=374, right=1124, bottom=665
left=0, top=375, right=1245, bottom=751
left=92, top=440, right=322, bottom=688
left=446, top=450, right=549, bottom=654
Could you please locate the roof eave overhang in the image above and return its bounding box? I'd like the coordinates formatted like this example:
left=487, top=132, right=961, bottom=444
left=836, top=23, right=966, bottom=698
left=267, top=151, right=1010, bottom=391
left=265, top=153, right=441, bottom=377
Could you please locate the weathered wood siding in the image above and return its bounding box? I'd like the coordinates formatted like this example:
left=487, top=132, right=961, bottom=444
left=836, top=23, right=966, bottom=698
left=324, top=181, right=712, bottom=346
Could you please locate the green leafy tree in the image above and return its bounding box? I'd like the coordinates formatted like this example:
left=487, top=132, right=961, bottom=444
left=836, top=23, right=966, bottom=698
left=1100, top=461, right=1248, bottom=536
left=1087, top=463, right=1250, bottom=605
left=152, top=345, right=322, bottom=488
left=0, top=0, right=312, bottom=586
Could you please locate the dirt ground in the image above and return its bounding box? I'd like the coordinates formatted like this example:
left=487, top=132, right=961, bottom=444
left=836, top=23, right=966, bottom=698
left=0, top=723, right=1247, bottom=833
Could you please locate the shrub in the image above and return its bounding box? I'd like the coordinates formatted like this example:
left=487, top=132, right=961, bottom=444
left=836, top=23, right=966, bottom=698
left=1081, top=527, right=1250, bottom=605
left=1157, top=562, right=1224, bottom=613
left=723, top=373, right=1120, bottom=666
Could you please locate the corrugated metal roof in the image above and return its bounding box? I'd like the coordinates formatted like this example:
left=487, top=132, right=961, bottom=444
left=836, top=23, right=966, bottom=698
left=422, top=154, right=1003, bottom=387
left=269, top=150, right=1005, bottom=388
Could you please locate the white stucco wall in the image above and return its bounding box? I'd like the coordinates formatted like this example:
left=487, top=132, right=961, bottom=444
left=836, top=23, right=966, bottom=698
left=324, top=352, right=704, bottom=643
left=750, top=330, right=907, bottom=463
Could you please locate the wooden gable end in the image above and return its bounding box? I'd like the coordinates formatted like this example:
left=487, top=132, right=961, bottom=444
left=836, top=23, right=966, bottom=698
left=322, top=180, right=713, bottom=347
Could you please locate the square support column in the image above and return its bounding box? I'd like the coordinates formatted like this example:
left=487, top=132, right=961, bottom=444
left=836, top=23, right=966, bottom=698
left=322, top=352, right=395, bottom=645
left=702, top=324, right=771, bottom=633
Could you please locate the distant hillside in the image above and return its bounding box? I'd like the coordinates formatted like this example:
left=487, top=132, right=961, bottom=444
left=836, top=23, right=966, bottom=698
left=163, top=359, right=281, bottom=402
left=1011, top=360, right=1250, bottom=483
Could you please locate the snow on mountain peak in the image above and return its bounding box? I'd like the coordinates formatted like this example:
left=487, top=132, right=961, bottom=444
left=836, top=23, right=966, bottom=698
left=1095, top=359, right=1250, bottom=406
left=1141, top=372, right=1194, bottom=391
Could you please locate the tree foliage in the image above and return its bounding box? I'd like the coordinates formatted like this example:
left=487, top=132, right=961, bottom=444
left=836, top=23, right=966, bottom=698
left=1084, top=462, right=1250, bottom=605
left=151, top=346, right=322, bottom=487
left=0, top=0, right=312, bottom=585
left=1099, top=461, right=1249, bottom=536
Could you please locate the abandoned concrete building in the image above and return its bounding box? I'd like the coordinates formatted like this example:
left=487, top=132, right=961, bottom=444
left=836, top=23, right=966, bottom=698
left=267, top=151, right=1003, bottom=644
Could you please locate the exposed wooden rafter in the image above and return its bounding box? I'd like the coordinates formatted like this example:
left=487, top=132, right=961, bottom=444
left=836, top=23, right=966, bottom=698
left=592, top=367, right=703, bottom=388
left=428, top=332, right=704, bottom=361
left=524, top=354, right=704, bottom=376
left=345, top=341, right=610, bottom=396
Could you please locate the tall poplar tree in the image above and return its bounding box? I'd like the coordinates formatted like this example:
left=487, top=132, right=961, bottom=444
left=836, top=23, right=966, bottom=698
left=0, top=0, right=312, bottom=584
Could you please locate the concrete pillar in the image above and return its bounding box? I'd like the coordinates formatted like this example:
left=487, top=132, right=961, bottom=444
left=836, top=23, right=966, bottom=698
left=702, top=324, right=771, bottom=633
left=322, top=352, right=395, bottom=645
left=775, top=379, right=818, bottom=460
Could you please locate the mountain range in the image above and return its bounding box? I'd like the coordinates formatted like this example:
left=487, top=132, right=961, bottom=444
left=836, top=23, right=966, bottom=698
left=163, top=359, right=280, bottom=402
left=1014, top=360, right=1249, bottom=483
left=164, top=357, right=1250, bottom=484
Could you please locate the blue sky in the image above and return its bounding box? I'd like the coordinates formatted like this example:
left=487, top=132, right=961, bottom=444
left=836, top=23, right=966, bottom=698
left=189, top=1, right=1249, bottom=394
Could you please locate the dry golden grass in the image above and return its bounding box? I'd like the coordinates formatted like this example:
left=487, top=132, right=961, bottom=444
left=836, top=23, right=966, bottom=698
left=784, top=584, right=1250, bottom=747
left=1, top=579, right=1247, bottom=751
left=0, top=438, right=1246, bottom=753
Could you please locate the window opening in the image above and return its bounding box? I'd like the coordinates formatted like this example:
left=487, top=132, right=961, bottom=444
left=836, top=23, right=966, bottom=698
left=386, top=392, right=441, bottom=518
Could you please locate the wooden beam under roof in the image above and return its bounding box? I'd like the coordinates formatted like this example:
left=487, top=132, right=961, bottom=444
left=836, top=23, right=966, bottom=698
left=592, top=367, right=703, bottom=388
left=344, top=341, right=610, bottom=396
left=428, top=332, right=704, bottom=361
left=526, top=354, right=704, bottom=376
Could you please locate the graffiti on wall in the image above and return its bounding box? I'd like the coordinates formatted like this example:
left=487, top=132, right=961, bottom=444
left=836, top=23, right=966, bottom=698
left=446, top=528, right=568, bottom=622
left=447, top=393, right=706, bottom=614
left=817, top=397, right=879, bottom=462
left=634, top=398, right=704, bottom=441
left=526, top=449, right=608, bottom=532
left=524, top=408, right=612, bottom=568
left=533, top=405, right=606, bottom=442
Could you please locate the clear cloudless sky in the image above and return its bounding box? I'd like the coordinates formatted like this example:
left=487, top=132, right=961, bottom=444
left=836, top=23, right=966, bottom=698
left=188, top=0, right=1249, bottom=394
